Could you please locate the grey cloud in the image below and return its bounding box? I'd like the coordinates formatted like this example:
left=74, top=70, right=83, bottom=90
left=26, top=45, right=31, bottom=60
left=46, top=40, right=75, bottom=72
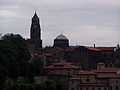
left=0, top=0, right=120, bottom=46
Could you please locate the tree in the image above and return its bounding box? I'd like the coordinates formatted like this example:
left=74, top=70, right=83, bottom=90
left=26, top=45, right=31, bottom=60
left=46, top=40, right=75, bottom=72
left=2, top=33, right=30, bottom=61
left=0, top=33, right=31, bottom=80
left=33, top=55, right=44, bottom=75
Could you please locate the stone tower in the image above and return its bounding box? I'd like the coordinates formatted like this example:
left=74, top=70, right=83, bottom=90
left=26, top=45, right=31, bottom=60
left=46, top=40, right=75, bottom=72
left=30, top=12, right=42, bottom=50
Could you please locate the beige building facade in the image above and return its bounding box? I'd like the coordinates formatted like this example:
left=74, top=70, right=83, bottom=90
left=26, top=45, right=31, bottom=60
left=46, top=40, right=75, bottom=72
left=68, top=67, right=120, bottom=90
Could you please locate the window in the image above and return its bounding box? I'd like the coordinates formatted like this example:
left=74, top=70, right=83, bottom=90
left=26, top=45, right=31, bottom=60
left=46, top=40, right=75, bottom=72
left=111, top=53, right=114, bottom=57
left=86, top=87, right=88, bottom=90
left=103, top=53, right=106, bottom=57
left=80, top=87, right=82, bottom=90
left=92, top=87, right=94, bottom=90
left=109, top=86, right=112, bottom=90
left=71, top=80, right=74, bottom=83
left=71, top=87, right=74, bottom=90
left=86, top=76, right=90, bottom=82
left=116, top=86, right=118, bottom=90
left=98, top=87, right=101, bottom=90
left=104, top=87, right=107, bottom=90
left=116, top=81, right=118, bottom=83
left=68, top=72, right=70, bottom=75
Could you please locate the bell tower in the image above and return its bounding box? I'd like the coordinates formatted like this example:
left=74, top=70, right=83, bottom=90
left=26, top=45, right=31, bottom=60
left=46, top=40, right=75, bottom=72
left=30, top=12, right=42, bottom=50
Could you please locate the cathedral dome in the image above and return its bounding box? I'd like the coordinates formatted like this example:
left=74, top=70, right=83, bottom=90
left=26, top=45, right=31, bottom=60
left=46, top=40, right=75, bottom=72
left=56, top=34, right=68, bottom=40
left=54, top=34, right=69, bottom=48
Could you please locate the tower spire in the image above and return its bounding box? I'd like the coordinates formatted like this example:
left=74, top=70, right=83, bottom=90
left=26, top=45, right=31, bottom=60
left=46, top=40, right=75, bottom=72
left=32, top=10, right=39, bottom=19
left=30, top=12, right=42, bottom=50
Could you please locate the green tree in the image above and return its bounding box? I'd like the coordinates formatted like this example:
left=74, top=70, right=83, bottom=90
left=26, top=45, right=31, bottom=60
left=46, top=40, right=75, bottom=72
left=2, top=33, right=30, bottom=61
left=0, top=33, right=31, bottom=80
left=33, top=55, right=44, bottom=75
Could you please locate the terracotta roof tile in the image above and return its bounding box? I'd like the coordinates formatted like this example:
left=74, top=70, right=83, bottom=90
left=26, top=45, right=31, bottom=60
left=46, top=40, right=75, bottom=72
left=43, top=53, right=52, bottom=56
left=53, top=47, right=64, bottom=51
left=65, top=46, right=79, bottom=51
left=97, top=74, right=120, bottom=78
left=79, top=83, right=108, bottom=86
left=92, top=68, right=120, bottom=73
left=69, top=78, right=81, bottom=80
left=97, top=62, right=105, bottom=65
left=83, top=46, right=101, bottom=51
left=79, top=71, right=98, bottom=75
left=96, top=47, right=115, bottom=51
left=44, top=62, right=80, bottom=69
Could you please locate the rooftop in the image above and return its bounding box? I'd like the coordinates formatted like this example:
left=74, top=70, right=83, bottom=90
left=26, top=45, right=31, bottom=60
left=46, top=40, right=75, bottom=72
left=97, top=74, right=120, bottom=78
left=44, top=62, right=80, bottom=69
left=96, top=47, right=115, bottom=51
left=79, top=71, right=98, bottom=75
left=79, top=83, right=108, bottom=86
left=55, top=34, right=68, bottom=40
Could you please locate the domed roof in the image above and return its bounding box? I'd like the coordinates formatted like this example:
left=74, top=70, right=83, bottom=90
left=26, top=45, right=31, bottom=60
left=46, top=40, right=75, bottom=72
left=56, top=34, right=68, bottom=40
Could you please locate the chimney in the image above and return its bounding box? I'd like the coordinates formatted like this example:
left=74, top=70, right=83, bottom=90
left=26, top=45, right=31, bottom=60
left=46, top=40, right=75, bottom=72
left=94, top=44, right=95, bottom=48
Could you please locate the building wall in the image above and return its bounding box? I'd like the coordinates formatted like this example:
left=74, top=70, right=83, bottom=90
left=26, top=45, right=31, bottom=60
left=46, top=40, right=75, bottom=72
left=78, top=86, right=108, bottom=90
left=64, top=46, right=101, bottom=70
left=47, top=68, right=79, bottom=77
left=68, top=79, right=78, bottom=90
left=109, top=78, right=120, bottom=90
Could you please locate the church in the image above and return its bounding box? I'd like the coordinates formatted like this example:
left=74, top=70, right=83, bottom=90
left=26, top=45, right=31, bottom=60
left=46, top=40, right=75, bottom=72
left=27, top=12, right=120, bottom=70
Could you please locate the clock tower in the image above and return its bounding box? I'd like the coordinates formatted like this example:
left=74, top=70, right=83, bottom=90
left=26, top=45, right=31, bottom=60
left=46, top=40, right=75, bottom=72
left=30, top=12, right=42, bottom=50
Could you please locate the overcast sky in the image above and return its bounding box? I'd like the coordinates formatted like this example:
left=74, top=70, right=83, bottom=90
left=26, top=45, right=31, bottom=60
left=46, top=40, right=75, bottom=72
left=0, top=0, right=120, bottom=47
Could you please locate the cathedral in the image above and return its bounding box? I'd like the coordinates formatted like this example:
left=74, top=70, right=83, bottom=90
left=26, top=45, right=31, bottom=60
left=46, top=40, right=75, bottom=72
left=28, top=12, right=120, bottom=70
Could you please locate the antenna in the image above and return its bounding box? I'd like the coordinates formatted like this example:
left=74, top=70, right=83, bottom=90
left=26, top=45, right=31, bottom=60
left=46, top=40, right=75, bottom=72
left=76, top=42, right=78, bottom=46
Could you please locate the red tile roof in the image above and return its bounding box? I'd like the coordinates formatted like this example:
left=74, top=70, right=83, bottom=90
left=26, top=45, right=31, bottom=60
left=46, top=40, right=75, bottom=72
left=66, top=46, right=79, bottom=51
left=97, top=62, right=105, bottom=65
left=96, top=47, right=115, bottom=51
left=44, top=62, right=80, bottom=69
left=43, top=53, right=52, bottom=56
left=69, top=78, right=81, bottom=80
left=92, top=68, right=120, bottom=73
left=53, top=47, right=64, bottom=51
left=97, top=74, right=120, bottom=78
left=83, top=46, right=101, bottom=51
left=79, top=71, right=98, bottom=75
left=79, top=83, right=108, bottom=86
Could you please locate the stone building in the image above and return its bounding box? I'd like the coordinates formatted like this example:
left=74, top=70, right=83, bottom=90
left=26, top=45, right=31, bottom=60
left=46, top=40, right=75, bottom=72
left=44, top=62, right=81, bottom=77
left=64, top=46, right=101, bottom=70
left=68, top=64, right=120, bottom=90
left=44, top=43, right=116, bottom=70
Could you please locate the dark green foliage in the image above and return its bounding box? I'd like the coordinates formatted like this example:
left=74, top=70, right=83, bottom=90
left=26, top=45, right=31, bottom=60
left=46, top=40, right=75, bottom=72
left=33, top=55, right=44, bottom=75
left=2, top=81, right=64, bottom=90
left=8, top=56, right=20, bottom=79
left=0, top=33, right=64, bottom=90
left=2, top=33, right=30, bottom=61
left=0, top=33, right=31, bottom=85
left=0, top=65, right=6, bottom=85
left=18, top=59, right=29, bottom=76
left=35, top=84, right=43, bottom=90
left=44, top=80, right=63, bottom=90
